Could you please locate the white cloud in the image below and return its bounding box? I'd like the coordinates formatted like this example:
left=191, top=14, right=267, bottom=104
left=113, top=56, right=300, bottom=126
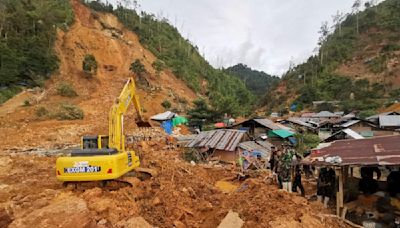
left=109, top=0, right=356, bottom=76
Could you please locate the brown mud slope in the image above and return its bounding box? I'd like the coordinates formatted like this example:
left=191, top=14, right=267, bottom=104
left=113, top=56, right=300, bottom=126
left=0, top=143, right=348, bottom=228
left=336, top=30, right=400, bottom=88
left=0, top=0, right=196, bottom=150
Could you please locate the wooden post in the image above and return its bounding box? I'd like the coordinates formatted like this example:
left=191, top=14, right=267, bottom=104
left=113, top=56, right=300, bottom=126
left=335, top=167, right=344, bottom=216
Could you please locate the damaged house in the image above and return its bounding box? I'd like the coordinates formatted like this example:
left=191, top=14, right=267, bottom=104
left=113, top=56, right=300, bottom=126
left=186, top=129, right=273, bottom=163
left=226, top=118, right=293, bottom=139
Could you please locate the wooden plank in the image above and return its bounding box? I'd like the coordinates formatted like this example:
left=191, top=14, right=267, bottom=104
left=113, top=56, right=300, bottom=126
left=335, top=167, right=344, bottom=216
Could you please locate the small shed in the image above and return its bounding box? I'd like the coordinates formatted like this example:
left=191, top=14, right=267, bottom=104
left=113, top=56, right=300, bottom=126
left=379, top=115, right=400, bottom=130
left=366, top=111, right=400, bottom=125
left=186, top=129, right=247, bottom=162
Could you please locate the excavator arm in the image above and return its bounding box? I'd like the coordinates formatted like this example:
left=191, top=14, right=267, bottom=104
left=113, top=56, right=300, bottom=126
left=108, top=78, right=151, bottom=151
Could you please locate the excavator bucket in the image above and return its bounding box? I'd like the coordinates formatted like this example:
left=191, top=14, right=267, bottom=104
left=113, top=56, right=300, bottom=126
left=136, top=120, right=152, bottom=128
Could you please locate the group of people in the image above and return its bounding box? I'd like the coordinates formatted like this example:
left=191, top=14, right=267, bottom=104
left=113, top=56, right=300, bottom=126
left=270, top=147, right=305, bottom=197
left=269, top=146, right=337, bottom=207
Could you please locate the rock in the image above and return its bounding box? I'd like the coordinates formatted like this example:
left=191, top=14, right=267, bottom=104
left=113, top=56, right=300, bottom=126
left=173, top=220, right=186, bottom=228
left=0, top=208, right=12, bottom=228
left=97, top=219, right=107, bottom=225
left=9, top=193, right=93, bottom=228
left=123, top=217, right=152, bottom=228
left=217, top=210, right=244, bottom=228
left=88, top=198, right=113, bottom=213
left=152, top=197, right=161, bottom=206
left=82, top=187, right=103, bottom=198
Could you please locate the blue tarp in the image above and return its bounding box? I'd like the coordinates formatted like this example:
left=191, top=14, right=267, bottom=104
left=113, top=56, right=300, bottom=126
left=288, top=136, right=298, bottom=145
left=161, top=120, right=173, bottom=135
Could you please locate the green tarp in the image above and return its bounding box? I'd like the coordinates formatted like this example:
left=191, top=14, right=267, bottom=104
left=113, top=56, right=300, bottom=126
left=172, top=116, right=188, bottom=127
left=268, top=129, right=295, bottom=139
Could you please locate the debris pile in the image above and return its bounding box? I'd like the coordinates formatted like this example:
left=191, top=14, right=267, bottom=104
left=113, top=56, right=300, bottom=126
left=0, top=144, right=349, bottom=227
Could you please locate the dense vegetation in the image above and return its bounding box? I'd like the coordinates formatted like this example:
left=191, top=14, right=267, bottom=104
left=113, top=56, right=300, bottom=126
left=0, top=0, right=74, bottom=103
left=266, top=0, right=400, bottom=115
left=226, top=64, right=279, bottom=98
left=84, top=0, right=255, bottom=117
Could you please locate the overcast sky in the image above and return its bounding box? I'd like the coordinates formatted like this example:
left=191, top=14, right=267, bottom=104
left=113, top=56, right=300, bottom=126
left=109, top=0, right=358, bottom=76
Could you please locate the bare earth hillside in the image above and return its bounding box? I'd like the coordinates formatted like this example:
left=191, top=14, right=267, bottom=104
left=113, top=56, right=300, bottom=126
left=0, top=0, right=196, bottom=150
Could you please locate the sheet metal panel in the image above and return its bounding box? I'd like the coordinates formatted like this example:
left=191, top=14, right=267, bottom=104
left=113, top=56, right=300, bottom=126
left=186, top=129, right=245, bottom=152
left=379, top=116, right=400, bottom=127
left=303, top=135, right=400, bottom=166
left=198, top=130, right=216, bottom=147
left=208, top=130, right=225, bottom=148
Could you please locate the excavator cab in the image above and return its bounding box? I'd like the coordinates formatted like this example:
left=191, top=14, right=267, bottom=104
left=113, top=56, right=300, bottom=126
left=82, top=135, right=109, bottom=149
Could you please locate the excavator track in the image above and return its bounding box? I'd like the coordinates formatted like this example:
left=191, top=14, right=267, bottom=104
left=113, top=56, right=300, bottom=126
left=63, top=168, right=157, bottom=191
left=63, top=179, right=132, bottom=191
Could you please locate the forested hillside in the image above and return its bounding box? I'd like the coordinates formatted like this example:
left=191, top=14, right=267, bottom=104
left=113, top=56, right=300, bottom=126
left=226, top=64, right=279, bottom=97
left=84, top=0, right=255, bottom=117
left=266, top=0, right=400, bottom=115
left=0, top=0, right=74, bottom=103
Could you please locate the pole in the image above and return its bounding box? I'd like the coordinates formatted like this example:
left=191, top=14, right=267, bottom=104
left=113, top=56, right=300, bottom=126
left=335, top=167, right=344, bottom=216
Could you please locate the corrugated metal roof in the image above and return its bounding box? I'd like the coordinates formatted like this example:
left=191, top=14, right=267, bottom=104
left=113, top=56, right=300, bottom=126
left=342, top=129, right=364, bottom=139
left=303, top=135, right=400, bottom=166
left=186, top=129, right=246, bottom=151
left=341, top=120, right=360, bottom=128
left=322, top=128, right=364, bottom=142
left=314, top=111, right=338, bottom=118
left=287, top=117, right=316, bottom=129
left=269, top=129, right=295, bottom=138
left=239, top=140, right=273, bottom=159
left=343, top=113, right=356, bottom=119
left=379, top=115, right=400, bottom=127
left=301, top=112, right=316, bottom=118
left=366, top=111, right=400, bottom=120
left=253, top=119, right=281, bottom=130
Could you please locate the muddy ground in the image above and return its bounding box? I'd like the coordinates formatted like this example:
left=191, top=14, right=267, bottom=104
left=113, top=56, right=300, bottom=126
left=0, top=140, right=349, bottom=228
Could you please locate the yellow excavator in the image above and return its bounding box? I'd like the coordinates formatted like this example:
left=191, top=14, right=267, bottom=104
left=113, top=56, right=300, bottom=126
left=56, top=78, right=151, bottom=182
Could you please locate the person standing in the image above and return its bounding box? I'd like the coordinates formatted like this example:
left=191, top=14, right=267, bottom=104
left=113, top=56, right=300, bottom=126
left=292, top=165, right=305, bottom=197
left=317, top=168, right=335, bottom=208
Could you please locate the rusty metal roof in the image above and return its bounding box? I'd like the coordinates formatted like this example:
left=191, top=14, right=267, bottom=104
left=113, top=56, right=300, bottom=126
left=186, top=129, right=246, bottom=151
left=303, top=135, right=400, bottom=166
left=239, top=140, right=273, bottom=159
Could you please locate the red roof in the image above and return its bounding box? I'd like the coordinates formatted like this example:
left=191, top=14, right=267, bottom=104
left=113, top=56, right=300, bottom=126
left=303, top=135, right=400, bottom=166
left=301, top=112, right=316, bottom=118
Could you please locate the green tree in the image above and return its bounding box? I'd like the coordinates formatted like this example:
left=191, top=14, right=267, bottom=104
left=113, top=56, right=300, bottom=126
left=188, top=99, right=214, bottom=122
left=161, top=100, right=171, bottom=109
left=152, top=59, right=165, bottom=76
left=130, top=59, right=146, bottom=76
left=82, top=54, right=98, bottom=75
